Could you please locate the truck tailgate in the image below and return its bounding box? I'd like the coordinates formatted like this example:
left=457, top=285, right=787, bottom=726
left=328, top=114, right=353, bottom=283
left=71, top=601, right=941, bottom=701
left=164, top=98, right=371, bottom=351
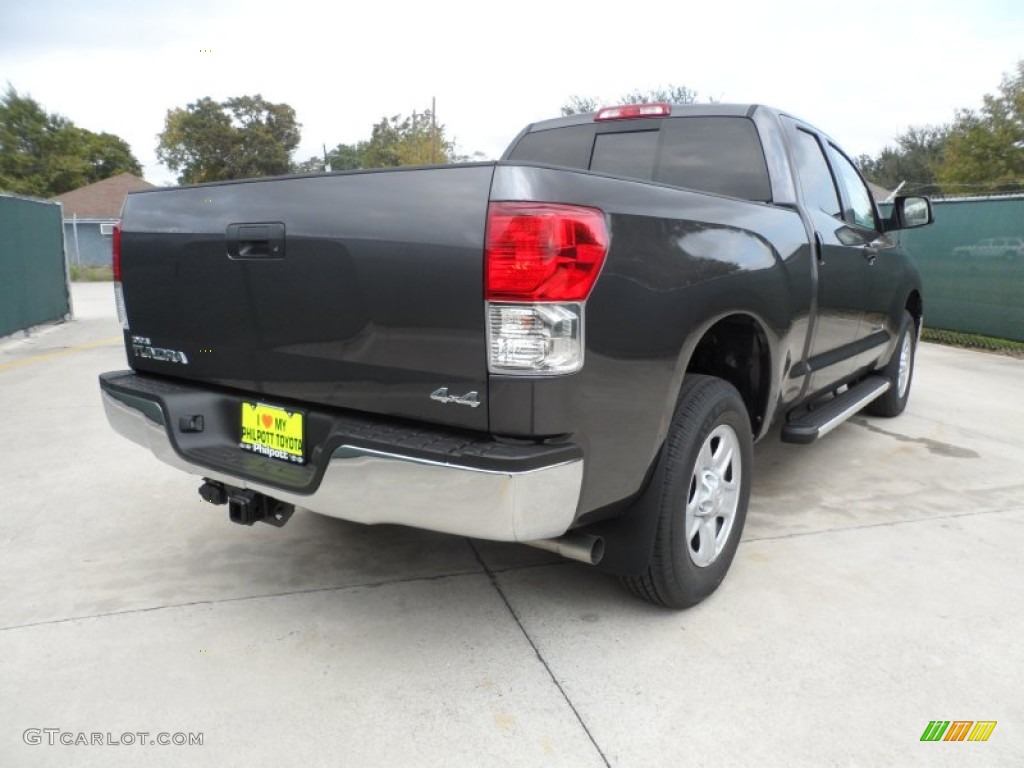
left=119, top=164, right=495, bottom=431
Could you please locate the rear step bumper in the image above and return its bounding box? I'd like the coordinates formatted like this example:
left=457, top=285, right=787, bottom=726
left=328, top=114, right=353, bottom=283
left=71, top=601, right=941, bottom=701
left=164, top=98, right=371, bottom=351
left=781, top=376, right=890, bottom=444
left=99, top=371, right=583, bottom=541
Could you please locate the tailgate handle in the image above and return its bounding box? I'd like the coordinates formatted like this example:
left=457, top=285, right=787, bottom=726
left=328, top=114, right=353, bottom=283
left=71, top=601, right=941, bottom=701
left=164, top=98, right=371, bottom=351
left=226, top=222, right=285, bottom=259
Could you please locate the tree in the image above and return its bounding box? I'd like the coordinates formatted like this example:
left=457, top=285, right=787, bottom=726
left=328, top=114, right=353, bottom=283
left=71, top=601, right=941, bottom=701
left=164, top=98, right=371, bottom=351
left=328, top=143, right=365, bottom=171
left=561, top=84, right=706, bottom=116
left=292, top=156, right=327, bottom=175
left=293, top=143, right=365, bottom=175
left=0, top=85, right=142, bottom=197
left=294, top=107, right=457, bottom=173
left=936, top=60, right=1024, bottom=195
left=362, top=110, right=454, bottom=167
left=157, top=94, right=301, bottom=184
left=857, top=125, right=950, bottom=196
left=620, top=85, right=700, bottom=105
left=334, top=129, right=479, bottom=168
left=560, top=96, right=599, bottom=116
left=85, top=131, right=141, bottom=180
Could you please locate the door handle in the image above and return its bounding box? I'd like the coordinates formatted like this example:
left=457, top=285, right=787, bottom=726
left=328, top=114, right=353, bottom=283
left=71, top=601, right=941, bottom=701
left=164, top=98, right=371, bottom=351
left=861, top=245, right=878, bottom=264
left=226, top=222, right=285, bottom=259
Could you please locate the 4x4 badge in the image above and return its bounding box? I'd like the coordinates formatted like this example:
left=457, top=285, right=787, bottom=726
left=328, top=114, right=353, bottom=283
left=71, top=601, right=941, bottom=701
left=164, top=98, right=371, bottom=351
left=430, top=388, right=481, bottom=408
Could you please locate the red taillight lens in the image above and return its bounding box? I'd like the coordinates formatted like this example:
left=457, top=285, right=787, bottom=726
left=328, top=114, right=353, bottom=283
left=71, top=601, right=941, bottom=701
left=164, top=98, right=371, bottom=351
left=112, top=220, right=128, bottom=328
left=595, top=103, right=671, bottom=121
left=485, top=203, right=608, bottom=301
left=112, top=221, right=122, bottom=282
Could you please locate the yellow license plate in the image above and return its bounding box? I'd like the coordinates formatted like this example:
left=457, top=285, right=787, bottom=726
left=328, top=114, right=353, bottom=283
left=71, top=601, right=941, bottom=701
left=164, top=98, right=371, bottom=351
left=240, top=402, right=305, bottom=464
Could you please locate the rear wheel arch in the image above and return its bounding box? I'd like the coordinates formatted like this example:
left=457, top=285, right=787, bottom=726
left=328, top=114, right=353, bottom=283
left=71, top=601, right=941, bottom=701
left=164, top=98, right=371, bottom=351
left=588, top=313, right=773, bottom=579
left=682, top=313, right=773, bottom=437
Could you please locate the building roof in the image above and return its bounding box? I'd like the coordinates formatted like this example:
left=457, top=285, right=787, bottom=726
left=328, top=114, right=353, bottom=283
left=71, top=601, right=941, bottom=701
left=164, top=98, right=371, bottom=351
left=51, top=172, right=156, bottom=218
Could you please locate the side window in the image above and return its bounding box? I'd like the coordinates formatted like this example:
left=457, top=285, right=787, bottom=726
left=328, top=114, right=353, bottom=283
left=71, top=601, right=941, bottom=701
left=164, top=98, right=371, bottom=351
left=505, top=125, right=596, bottom=170
left=790, top=129, right=841, bottom=217
left=829, top=147, right=878, bottom=231
left=653, top=117, right=772, bottom=201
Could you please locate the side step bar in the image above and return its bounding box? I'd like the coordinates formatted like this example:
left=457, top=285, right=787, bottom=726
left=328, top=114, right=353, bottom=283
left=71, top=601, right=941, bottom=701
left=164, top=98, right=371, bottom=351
left=781, top=376, right=890, bottom=445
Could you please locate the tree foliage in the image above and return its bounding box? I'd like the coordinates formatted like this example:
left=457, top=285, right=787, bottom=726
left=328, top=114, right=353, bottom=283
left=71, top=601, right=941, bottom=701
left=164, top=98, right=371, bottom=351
left=858, top=60, right=1024, bottom=196
left=156, top=95, right=301, bottom=184
left=856, top=125, right=950, bottom=196
left=0, top=85, right=142, bottom=197
left=327, top=143, right=366, bottom=171
left=293, top=142, right=366, bottom=174
left=294, top=107, right=459, bottom=173
left=560, top=96, right=600, bottom=116
left=936, top=61, right=1024, bottom=194
left=561, top=84, right=707, bottom=116
left=364, top=110, right=455, bottom=167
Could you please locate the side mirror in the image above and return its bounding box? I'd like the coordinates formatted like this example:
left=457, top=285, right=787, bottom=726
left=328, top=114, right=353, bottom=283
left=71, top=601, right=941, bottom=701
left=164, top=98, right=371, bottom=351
left=885, top=196, right=933, bottom=231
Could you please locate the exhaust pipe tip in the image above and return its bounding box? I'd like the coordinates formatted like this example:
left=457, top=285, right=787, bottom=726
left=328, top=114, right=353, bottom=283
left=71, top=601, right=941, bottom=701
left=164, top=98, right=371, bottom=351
left=524, top=532, right=604, bottom=566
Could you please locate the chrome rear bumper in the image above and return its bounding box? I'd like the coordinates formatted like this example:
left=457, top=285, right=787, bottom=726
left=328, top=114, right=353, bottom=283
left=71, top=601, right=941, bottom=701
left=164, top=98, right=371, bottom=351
left=101, top=387, right=583, bottom=542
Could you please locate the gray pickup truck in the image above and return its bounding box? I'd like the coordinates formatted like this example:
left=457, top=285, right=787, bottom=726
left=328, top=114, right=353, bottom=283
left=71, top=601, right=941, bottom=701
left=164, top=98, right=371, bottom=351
left=99, top=103, right=932, bottom=608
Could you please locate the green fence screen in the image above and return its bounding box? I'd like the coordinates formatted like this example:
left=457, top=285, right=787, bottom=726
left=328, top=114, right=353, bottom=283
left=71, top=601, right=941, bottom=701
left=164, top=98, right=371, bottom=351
left=893, top=196, right=1024, bottom=342
left=0, top=194, right=70, bottom=338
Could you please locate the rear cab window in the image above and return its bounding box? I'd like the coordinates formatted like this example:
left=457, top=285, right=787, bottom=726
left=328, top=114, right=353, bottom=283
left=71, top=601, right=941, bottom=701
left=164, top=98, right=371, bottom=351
left=506, top=116, right=772, bottom=202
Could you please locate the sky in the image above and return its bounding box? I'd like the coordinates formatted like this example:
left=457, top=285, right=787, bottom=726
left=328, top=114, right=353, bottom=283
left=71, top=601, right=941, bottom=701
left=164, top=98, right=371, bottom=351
left=1, top=0, right=1021, bottom=186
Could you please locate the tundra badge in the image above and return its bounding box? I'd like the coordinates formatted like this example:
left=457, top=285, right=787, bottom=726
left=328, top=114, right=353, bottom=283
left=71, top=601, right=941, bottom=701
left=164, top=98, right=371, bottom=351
left=430, top=387, right=481, bottom=408
left=131, top=335, right=190, bottom=365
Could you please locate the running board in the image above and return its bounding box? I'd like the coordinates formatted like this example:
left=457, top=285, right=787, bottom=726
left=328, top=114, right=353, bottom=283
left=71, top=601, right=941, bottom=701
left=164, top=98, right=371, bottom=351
left=781, top=376, right=890, bottom=445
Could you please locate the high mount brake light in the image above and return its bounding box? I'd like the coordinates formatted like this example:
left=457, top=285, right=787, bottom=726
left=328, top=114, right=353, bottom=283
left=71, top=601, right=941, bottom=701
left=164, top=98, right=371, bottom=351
left=594, top=103, right=672, bottom=121
left=485, top=202, right=608, bottom=302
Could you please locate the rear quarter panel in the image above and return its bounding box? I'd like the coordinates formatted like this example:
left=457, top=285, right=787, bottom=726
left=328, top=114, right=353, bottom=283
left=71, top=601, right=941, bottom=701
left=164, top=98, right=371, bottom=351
left=488, top=164, right=812, bottom=516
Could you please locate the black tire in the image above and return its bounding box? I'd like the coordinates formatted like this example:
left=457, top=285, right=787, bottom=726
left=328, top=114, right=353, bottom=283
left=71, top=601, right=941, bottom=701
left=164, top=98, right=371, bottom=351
left=866, top=310, right=916, bottom=418
left=621, top=375, right=753, bottom=609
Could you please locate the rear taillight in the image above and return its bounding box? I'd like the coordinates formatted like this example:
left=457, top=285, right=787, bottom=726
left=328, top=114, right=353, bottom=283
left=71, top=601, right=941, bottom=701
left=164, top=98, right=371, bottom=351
left=595, top=103, right=671, bottom=121
left=485, top=203, right=608, bottom=375
left=112, top=222, right=122, bottom=281
left=485, top=203, right=608, bottom=302
left=112, top=221, right=128, bottom=328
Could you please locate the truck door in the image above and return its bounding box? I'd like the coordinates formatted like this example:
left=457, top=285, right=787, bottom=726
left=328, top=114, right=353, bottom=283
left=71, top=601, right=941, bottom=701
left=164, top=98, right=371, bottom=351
left=785, top=122, right=870, bottom=395
left=825, top=144, right=901, bottom=374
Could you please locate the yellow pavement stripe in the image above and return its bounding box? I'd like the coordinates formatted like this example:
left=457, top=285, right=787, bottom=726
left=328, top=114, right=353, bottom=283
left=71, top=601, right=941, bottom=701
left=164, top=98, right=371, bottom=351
left=0, top=336, right=122, bottom=373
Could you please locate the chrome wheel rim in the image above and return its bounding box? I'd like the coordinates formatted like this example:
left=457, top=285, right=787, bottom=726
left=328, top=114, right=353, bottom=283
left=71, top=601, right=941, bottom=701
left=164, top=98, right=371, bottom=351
left=685, top=424, right=741, bottom=568
left=897, top=332, right=913, bottom=399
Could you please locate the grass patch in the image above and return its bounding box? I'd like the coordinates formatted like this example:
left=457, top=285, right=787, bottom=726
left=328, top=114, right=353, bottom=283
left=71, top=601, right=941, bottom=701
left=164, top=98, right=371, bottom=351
left=70, top=265, right=113, bottom=282
left=922, top=327, right=1024, bottom=358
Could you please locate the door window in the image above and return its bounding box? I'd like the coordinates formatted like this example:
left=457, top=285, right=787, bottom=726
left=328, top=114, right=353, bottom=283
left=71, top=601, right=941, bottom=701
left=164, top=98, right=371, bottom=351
left=830, top=148, right=878, bottom=231
left=790, top=129, right=841, bottom=217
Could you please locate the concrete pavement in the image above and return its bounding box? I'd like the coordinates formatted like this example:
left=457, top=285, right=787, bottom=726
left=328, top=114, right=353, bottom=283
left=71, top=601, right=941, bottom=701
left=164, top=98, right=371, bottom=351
left=1, top=283, right=1020, bottom=766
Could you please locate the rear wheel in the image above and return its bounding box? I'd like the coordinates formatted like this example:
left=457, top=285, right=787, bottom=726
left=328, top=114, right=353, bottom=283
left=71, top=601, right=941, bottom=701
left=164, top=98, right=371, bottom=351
left=866, top=310, right=916, bottom=418
left=622, top=375, right=753, bottom=609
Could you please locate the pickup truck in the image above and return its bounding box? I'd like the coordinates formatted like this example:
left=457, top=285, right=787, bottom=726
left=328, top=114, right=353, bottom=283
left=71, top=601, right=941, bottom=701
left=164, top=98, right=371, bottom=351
left=99, top=103, right=932, bottom=608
